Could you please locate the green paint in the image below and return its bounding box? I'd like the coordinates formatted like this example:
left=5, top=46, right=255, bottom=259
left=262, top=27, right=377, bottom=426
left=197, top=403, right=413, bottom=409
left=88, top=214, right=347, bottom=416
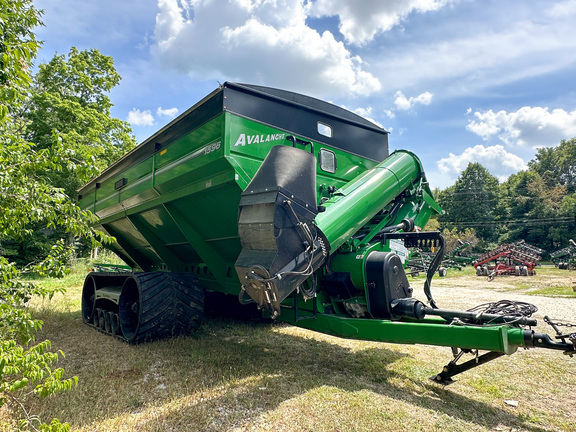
left=280, top=311, right=525, bottom=354
left=315, top=150, right=437, bottom=252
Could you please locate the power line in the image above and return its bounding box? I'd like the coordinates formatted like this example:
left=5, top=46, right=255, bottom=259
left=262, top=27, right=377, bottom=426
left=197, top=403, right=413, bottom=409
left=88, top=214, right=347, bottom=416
left=441, top=217, right=574, bottom=228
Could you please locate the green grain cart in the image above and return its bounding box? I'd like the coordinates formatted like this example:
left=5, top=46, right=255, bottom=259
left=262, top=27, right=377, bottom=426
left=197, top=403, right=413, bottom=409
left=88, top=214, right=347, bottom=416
left=79, top=83, right=574, bottom=383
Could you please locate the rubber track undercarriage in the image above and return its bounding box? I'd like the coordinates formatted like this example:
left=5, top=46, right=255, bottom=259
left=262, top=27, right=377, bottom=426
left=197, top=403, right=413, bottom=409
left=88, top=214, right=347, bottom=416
left=82, top=272, right=204, bottom=343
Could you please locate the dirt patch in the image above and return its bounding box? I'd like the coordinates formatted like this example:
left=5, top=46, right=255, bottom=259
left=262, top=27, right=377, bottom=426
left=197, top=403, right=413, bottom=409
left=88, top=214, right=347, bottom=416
left=422, top=270, right=576, bottom=328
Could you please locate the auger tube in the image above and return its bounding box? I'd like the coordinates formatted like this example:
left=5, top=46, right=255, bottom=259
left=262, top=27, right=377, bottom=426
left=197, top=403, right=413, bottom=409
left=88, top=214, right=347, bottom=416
left=315, top=150, right=428, bottom=251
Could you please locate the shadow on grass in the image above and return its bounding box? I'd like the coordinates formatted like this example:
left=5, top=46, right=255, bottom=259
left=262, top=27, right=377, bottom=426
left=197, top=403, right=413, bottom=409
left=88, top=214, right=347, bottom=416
left=30, top=303, right=562, bottom=432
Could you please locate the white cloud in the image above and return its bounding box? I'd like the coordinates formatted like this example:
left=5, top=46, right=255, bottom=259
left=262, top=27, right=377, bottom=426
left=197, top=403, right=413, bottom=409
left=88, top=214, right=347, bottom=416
left=127, top=108, right=155, bottom=126
left=466, top=107, right=576, bottom=149
left=372, top=2, right=576, bottom=94
left=394, top=90, right=433, bottom=111
left=157, top=106, right=179, bottom=117
left=548, top=0, right=576, bottom=18
left=307, top=0, right=451, bottom=45
left=346, top=106, right=384, bottom=128
left=152, top=0, right=381, bottom=97
left=383, top=109, right=395, bottom=119
left=127, top=106, right=178, bottom=127
left=437, top=144, right=527, bottom=182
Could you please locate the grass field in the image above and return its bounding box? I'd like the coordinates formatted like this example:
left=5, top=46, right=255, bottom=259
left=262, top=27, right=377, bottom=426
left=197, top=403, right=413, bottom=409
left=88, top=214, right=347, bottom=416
left=4, top=263, right=576, bottom=431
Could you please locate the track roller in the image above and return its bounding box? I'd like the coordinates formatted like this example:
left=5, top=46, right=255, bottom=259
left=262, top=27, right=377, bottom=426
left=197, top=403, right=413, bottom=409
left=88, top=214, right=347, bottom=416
left=97, top=309, right=106, bottom=330
left=110, top=313, right=120, bottom=335
left=104, top=311, right=112, bottom=333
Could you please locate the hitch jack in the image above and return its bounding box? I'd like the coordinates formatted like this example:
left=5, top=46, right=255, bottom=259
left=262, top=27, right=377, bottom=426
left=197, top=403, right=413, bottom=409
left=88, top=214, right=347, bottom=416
left=431, top=350, right=505, bottom=385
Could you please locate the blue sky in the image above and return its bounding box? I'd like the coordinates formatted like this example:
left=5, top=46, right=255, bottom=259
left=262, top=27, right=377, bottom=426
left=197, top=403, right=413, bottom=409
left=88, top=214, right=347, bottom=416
left=34, top=0, right=576, bottom=189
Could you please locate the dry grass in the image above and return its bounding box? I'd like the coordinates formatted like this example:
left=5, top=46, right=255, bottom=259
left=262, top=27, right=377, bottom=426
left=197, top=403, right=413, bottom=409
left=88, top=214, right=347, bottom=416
left=6, top=267, right=576, bottom=431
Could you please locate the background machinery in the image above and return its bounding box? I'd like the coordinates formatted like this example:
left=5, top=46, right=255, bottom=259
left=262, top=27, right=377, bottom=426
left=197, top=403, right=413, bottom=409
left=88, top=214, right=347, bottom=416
left=474, top=241, right=544, bottom=280
left=550, top=239, right=576, bottom=270
left=407, top=239, right=475, bottom=277
left=78, top=83, right=574, bottom=383
left=444, top=239, right=475, bottom=270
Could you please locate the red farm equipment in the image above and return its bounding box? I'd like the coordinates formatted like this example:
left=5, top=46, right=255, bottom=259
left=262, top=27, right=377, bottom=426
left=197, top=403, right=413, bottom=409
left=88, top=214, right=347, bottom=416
left=474, top=241, right=544, bottom=280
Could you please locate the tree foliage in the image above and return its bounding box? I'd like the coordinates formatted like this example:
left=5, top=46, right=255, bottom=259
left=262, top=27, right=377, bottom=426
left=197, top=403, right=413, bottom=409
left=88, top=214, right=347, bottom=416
left=437, top=139, right=576, bottom=252
left=437, top=163, right=500, bottom=243
left=3, top=47, right=136, bottom=267
left=529, top=138, right=576, bottom=193
left=441, top=227, right=479, bottom=254
left=24, top=47, right=136, bottom=195
left=0, top=0, right=41, bottom=120
left=498, top=143, right=576, bottom=250
left=0, top=1, right=112, bottom=430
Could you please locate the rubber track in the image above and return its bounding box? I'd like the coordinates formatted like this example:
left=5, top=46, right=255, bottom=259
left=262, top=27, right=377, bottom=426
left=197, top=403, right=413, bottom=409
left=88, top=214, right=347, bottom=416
left=84, top=272, right=204, bottom=343
left=128, top=272, right=204, bottom=343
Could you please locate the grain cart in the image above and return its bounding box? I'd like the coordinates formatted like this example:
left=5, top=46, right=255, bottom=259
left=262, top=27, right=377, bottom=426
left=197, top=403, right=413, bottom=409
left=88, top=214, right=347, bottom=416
left=78, top=83, right=574, bottom=383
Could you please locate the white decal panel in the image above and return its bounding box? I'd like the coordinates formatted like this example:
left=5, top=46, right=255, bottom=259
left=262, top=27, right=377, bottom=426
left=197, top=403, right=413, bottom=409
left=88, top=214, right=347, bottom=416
left=234, top=133, right=286, bottom=147
left=389, top=239, right=410, bottom=264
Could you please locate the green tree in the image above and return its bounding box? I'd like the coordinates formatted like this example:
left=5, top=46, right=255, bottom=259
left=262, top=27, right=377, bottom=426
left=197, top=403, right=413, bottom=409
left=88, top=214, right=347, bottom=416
left=1, top=2, right=108, bottom=430
left=499, top=171, right=546, bottom=247
left=529, top=138, right=576, bottom=193
left=437, top=163, right=500, bottom=243
left=24, top=47, right=136, bottom=196
left=0, top=0, right=40, bottom=119
left=441, top=227, right=479, bottom=254
left=3, top=48, right=136, bottom=267
left=499, top=166, right=574, bottom=250
left=560, top=191, right=576, bottom=240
